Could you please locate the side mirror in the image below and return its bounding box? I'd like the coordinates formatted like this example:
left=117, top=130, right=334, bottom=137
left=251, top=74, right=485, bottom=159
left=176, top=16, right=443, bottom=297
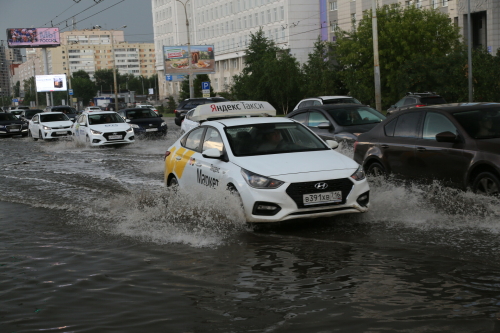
left=326, top=140, right=339, bottom=149
left=317, top=121, right=332, bottom=130
left=125, top=119, right=131, bottom=123
left=435, top=131, right=458, bottom=143
left=202, top=148, right=222, bottom=159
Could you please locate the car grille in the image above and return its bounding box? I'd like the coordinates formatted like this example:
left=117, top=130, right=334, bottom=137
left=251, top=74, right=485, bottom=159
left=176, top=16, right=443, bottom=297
left=285, top=178, right=354, bottom=208
left=6, top=125, right=22, bottom=132
left=103, top=131, right=126, bottom=140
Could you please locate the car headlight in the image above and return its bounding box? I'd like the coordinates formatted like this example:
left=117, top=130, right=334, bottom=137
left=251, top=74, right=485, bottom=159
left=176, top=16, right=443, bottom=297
left=90, top=129, right=102, bottom=135
left=126, top=127, right=134, bottom=132
left=350, top=165, right=366, bottom=181
left=130, top=124, right=140, bottom=128
left=43, top=126, right=51, bottom=130
left=161, top=122, right=167, bottom=126
left=240, top=168, right=284, bottom=189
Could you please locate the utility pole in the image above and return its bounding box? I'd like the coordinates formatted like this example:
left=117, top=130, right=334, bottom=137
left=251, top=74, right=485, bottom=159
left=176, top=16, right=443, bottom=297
left=110, top=26, right=127, bottom=111
left=177, top=0, right=194, bottom=98
left=372, top=0, right=382, bottom=112
left=467, top=0, right=473, bottom=102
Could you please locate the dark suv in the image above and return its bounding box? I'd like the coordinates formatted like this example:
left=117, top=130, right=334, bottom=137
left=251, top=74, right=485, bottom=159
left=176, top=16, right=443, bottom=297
left=387, top=92, right=446, bottom=116
left=174, top=97, right=228, bottom=126
left=44, top=106, right=79, bottom=122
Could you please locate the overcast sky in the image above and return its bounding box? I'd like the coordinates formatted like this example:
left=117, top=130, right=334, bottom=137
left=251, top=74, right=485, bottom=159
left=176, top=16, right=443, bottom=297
left=0, top=0, right=154, bottom=52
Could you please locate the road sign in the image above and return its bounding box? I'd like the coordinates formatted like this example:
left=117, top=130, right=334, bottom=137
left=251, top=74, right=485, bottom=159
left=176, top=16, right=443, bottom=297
left=203, top=93, right=210, bottom=98
left=202, top=89, right=210, bottom=95
left=12, top=98, right=18, bottom=102
left=202, top=81, right=210, bottom=90
left=166, top=75, right=185, bottom=82
left=68, top=89, right=74, bottom=95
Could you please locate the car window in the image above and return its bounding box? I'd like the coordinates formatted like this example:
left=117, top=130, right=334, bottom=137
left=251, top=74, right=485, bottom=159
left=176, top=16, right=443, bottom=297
left=183, top=100, right=211, bottom=109
left=420, top=97, right=446, bottom=105
left=290, top=112, right=307, bottom=125
left=185, top=109, right=195, bottom=120
left=0, top=113, right=18, bottom=121
left=312, top=100, right=322, bottom=106
left=40, top=113, right=70, bottom=122
left=384, top=118, right=397, bottom=137
left=184, top=127, right=205, bottom=151
left=322, top=98, right=362, bottom=105
left=298, top=100, right=313, bottom=109
left=403, top=97, right=417, bottom=105
left=127, top=109, right=157, bottom=119
left=88, top=113, right=124, bottom=125
left=327, top=106, right=385, bottom=126
left=422, top=112, right=458, bottom=140
left=394, top=98, right=405, bottom=108
left=308, top=111, right=329, bottom=127
left=453, top=108, right=500, bottom=139
left=202, top=127, right=224, bottom=152
left=393, top=112, right=422, bottom=138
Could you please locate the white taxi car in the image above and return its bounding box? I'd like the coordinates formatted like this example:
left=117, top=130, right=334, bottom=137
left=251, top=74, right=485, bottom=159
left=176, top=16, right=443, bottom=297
left=84, top=106, right=102, bottom=112
left=72, top=111, right=135, bottom=147
left=29, top=112, right=74, bottom=140
left=164, top=101, right=370, bottom=223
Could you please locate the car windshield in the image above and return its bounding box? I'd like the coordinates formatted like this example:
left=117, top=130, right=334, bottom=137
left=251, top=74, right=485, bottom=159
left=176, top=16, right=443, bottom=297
left=126, top=109, right=157, bottom=119
left=453, top=108, right=500, bottom=139
left=323, top=98, right=362, bottom=105
left=40, top=113, right=70, bottom=122
left=51, top=107, right=75, bottom=114
left=88, top=113, right=125, bottom=125
left=25, top=110, right=41, bottom=118
left=182, top=100, right=214, bottom=109
left=326, top=106, right=386, bottom=126
left=420, top=97, right=446, bottom=105
left=0, top=113, right=18, bottom=121
left=225, top=122, right=329, bottom=156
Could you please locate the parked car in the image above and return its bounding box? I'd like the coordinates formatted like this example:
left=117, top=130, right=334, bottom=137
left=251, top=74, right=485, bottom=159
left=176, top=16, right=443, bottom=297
left=45, top=106, right=79, bottom=122
left=353, top=103, right=500, bottom=196
left=28, top=112, right=73, bottom=141
left=0, top=112, right=29, bottom=137
left=10, top=109, right=25, bottom=118
left=20, top=109, right=43, bottom=121
left=286, top=104, right=386, bottom=144
left=136, top=104, right=159, bottom=114
left=174, top=97, right=228, bottom=126
left=293, top=96, right=362, bottom=111
left=386, top=92, right=446, bottom=115
left=118, top=108, right=167, bottom=137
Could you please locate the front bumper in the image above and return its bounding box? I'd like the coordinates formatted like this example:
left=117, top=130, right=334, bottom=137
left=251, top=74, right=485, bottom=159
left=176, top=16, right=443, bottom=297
left=88, top=131, right=135, bottom=146
left=238, top=177, right=370, bottom=223
left=132, top=126, right=167, bottom=136
left=0, top=125, right=28, bottom=137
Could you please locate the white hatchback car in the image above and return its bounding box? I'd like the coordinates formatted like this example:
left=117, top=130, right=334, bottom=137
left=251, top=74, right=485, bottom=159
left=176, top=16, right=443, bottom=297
left=180, top=108, right=198, bottom=135
left=29, top=112, right=74, bottom=140
left=164, top=101, right=370, bottom=223
left=72, top=111, right=135, bottom=147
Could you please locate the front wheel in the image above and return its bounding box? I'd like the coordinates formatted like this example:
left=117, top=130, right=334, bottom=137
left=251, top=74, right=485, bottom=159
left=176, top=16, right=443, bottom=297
left=472, top=172, right=500, bottom=196
left=167, top=176, right=179, bottom=188
left=366, top=161, right=386, bottom=177
left=39, top=130, right=44, bottom=141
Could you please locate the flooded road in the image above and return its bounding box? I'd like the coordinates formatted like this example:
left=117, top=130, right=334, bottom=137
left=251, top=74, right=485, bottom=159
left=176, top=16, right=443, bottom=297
left=1, top=119, right=500, bottom=333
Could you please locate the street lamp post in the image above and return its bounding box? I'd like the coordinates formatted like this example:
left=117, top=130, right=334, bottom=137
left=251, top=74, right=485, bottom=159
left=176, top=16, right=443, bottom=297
left=140, top=75, right=144, bottom=95
left=467, top=0, right=473, bottom=102
left=371, top=0, right=382, bottom=112
left=177, top=0, right=194, bottom=99
left=105, top=25, right=127, bottom=111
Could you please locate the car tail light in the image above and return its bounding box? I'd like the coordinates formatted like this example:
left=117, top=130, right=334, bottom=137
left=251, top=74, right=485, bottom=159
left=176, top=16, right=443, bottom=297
left=415, top=104, right=425, bottom=107
left=174, top=109, right=178, bottom=114
left=353, top=141, right=358, bottom=152
left=164, top=151, right=171, bottom=160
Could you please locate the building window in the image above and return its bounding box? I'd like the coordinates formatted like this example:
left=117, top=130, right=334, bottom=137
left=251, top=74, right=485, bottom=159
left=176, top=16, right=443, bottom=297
left=416, top=0, right=422, bottom=8
left=330, top=2, right=337, bottom=10
left=442, top=0, right=448, bottom=6
left=330, top=23, right=338, bottom=32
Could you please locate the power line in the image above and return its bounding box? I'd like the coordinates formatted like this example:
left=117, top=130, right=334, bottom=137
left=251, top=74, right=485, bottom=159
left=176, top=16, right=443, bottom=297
left=41, top=2, right=79, bottom=27
left=59, top=0, right=127, bottom=32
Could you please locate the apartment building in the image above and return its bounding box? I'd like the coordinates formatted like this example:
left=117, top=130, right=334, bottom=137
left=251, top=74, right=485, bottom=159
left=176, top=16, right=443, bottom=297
left=152, top=0, right=322, bottom=100
left=15, top=28, right=156, bottom=92
left=324, top=0, right=499, bottom=53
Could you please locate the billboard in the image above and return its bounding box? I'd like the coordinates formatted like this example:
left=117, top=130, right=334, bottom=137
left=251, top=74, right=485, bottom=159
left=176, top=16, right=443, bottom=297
left=35, top=74, right=67, bottom=92
left=6, top=27, right=60, bottom=48
left=163, top=45, right=215, bottom=75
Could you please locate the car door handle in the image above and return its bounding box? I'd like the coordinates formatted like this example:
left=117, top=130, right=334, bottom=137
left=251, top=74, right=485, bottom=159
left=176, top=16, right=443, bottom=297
left=416, top=147, right=426, bottom=152
left=381, top=144, right=389, bottom=149
left=175, top=156, right=181, bottom=161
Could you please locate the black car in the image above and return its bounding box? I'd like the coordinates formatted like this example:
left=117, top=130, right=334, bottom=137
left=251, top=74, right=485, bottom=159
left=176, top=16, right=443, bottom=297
left=387, top=92, right=446, bottom=115
left=174, top=97, right=228, bottom=126
left=20, top=109, right=43, bottom=122
left=118, top=108, right=167, bottom=137
left=286, top=104, right=386, bottom=143
left=45, top=106, right=79, bottom=122
left=0, top=113, right=29, bottom=137
left=353, top=103, right=500, bottom=196
left=102, top=102, right=127, bottom=111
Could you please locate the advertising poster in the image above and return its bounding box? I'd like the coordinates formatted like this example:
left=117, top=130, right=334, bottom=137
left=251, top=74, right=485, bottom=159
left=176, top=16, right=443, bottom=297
left=6, top=27, right=60, bottom=48
left=163, top=45, right=215, bottom=75
left=35, top=74, right=67, bottom=92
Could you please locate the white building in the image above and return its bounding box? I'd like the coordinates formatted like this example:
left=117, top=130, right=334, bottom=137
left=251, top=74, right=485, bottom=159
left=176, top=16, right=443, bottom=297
left=152, top=0, right=322, bottom=100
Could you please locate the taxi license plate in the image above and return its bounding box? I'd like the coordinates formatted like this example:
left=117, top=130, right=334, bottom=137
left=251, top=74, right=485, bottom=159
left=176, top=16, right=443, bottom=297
left=303, top=191, right=342, bottom=205
left=57, top=131, right=67, bottom=134
left=146, top=128, right=158, bottom=132
left=10, top=129, right=20, bottom=132
left=108, top=135, right=122, bottom=140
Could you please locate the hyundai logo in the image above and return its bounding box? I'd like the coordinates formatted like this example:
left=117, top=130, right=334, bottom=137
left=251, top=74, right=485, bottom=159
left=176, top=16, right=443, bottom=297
left=314, top=182, right=328, bottom=190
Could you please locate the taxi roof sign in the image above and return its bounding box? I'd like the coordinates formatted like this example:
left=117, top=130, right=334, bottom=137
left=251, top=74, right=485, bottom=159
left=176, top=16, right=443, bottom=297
left=191, top=101, right=276, bottom=122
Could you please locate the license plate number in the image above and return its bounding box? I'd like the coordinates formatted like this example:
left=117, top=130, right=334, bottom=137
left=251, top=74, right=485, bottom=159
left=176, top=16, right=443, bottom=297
left=10, top=129, right=19, bottom=132
left=57, top=131, right=67, bottom=134
left=146, top=128, right=158, bottom=132
left=303, top=191, right=342, bottom=205
left=108, top=135, right=122, bottom=140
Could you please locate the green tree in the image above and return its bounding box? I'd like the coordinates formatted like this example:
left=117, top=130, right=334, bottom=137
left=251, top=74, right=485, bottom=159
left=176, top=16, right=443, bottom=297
left=335, top=4, right=461, bottom=109
left=72, top=76, right=98, bottom=106
left=179, top=74, right=215, bottom=100
left=94, top=68, right=121, bottom=94
left=302, top=37, right=347, bottom=97
left=72, top=70, right=90, bottom=80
